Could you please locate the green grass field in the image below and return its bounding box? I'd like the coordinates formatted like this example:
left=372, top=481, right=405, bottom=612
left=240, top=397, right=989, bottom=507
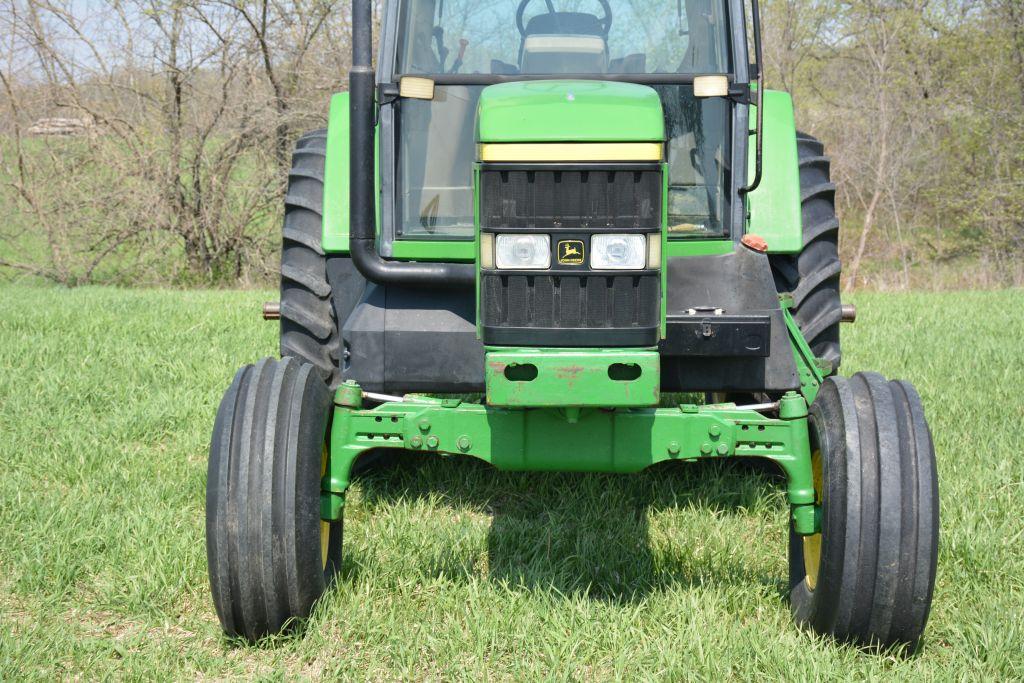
left=1, top=286, right=1022, bottom=679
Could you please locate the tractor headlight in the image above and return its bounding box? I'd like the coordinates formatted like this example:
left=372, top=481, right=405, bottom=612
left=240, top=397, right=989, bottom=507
left=495, top=234, right=550, bottom=270
left=591, top=234, right=646, bottom=270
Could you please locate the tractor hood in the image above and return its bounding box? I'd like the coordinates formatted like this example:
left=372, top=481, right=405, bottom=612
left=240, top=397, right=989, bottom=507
left=476, top=80, right=664, bottom=143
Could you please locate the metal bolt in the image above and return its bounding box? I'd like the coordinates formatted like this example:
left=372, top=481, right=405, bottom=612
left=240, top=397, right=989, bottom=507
left=700, top=442, right=712, bottom=455
left=717, top=443, right=729, bottom=455
left=262, top=301, right=281, bottom=320
left=410, top=435, right=423, bottom=448
left=708, top=425, right=721, bottom=438
left=426, top=435, right=439, bottom=449
left=457, top=435, right=472, bottom=451
left=418, top=418, right=431, bottom=432
left=333, top=380, right=363, bottom=409
left=667, top=441, right=680, bottom=455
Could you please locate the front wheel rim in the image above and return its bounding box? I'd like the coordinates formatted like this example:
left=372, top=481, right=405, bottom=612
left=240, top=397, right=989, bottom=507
left=802, top=448, right=823, bottom=591
left=320, top=445, right=329, bottom=571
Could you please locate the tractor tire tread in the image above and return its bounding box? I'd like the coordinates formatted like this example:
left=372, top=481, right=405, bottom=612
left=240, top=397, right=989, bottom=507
left=279, top=129, right=341, bottom=385
left=799, top=154, right=830, bottom=168
left=791, top=258, right=842, bottom=308
left=799, top=305, right=843, bottom=349
left=288, top=168, right=325, bottom=184
left=280, top=294, right=335, bottom=340
left=282, top=226, right=325, bottom=255
left=293, top=130, right=327, bottom=151
left=281, top=263, right=332, bottom=298
left=770, top=131, right=844, bottom=371
left=802, top=216, right=840, bottom=247
left=281, top=332, right=338, bottom=379
left=284, top=193, right=324, bottom=216
left=800, top=181, right=837, bottom=204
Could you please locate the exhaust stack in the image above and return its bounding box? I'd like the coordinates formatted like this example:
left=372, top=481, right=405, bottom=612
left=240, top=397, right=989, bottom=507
left=348, top=0, right=474, bottom=288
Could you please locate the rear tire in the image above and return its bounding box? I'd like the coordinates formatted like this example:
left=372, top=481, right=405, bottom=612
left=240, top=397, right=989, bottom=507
left=789, top=372, right=939, bottom=651
left=770, top=131, right=843, bottom=372
left=280, top=130, right=342, bottom=386
left=206, top=356, right=342, bottom=641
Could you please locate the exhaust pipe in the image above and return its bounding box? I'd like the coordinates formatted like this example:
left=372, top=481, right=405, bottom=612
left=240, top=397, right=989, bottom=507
left=348, top=0, right=474, bottom=288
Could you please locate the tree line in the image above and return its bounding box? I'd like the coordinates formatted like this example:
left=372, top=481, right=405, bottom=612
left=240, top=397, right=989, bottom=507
left=0, top=0, right=360, bottom=286
left=1, top=0, right=1021, bottom=288
left=765, top=0, right=1024, bottom=289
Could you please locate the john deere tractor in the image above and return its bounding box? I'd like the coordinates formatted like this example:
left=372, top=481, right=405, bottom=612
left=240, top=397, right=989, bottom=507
left=206, top=0, right=939, bottom=650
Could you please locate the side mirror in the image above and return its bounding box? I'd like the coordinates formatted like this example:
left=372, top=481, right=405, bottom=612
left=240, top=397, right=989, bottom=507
left=399, top=76, right=435, bottom=100
left=693, top=75, right=729, bottom=98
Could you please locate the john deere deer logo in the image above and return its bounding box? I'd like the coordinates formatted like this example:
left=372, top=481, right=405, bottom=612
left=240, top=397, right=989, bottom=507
left=557, top=240, right=584, bottom=265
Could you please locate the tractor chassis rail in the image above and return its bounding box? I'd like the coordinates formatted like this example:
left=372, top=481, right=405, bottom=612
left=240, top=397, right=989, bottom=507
left=322, top=385, right=818, bottom=535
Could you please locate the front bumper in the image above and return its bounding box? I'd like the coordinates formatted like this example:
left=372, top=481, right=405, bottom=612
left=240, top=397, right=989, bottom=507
left=484, top=348, right=660, bottom=407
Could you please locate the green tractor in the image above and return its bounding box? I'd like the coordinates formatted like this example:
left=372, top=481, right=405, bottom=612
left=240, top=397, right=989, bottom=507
left=206, top=0, right=939, bottom=650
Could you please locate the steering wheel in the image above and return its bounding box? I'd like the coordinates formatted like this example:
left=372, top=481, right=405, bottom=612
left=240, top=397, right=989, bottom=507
left=515, top=0, right=612, bottom=37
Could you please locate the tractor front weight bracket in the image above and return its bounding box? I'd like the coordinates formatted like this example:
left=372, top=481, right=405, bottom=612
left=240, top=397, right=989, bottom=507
left=321, top=387, right=819, bottom=534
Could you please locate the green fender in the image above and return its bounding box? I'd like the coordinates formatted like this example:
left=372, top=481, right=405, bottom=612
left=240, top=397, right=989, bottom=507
left=746, top=90, right=803, bottom=254
left=321, top=93, right=351, bottom=253
left=322, top=93, right=380, bottom=254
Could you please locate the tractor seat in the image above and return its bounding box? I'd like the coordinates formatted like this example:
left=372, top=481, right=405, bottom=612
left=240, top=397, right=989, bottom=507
left=524, top=11, right=605, bottom=36
left=520, top=12, right=608, bottom=73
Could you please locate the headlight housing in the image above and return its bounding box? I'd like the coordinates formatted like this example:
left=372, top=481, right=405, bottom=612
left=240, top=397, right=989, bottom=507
left=591, top=234, right=646, bottom=270
left=495, top=234, right=550, bottom=270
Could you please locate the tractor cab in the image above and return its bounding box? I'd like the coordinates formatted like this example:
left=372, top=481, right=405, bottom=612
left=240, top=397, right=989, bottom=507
left=385, top=0, right=733, bottom=248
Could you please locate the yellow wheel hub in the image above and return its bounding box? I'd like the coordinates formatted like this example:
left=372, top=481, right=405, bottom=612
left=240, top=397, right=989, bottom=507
left=802, top=449, right=823, bottom=590
left=320, top=446, right=330, bottom=571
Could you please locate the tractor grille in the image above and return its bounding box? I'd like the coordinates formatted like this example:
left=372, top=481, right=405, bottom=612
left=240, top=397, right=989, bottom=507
left=479, top=163, right=662, bottom=347
left=480, top=273, right=659, bottom=346
left=479, top=166, right=661, bottom=229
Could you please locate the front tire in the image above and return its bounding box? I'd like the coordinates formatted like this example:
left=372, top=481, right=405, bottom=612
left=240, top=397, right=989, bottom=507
left=789, top=372, right=939, bottom=651
left=206, top=357, right=342, bottom=641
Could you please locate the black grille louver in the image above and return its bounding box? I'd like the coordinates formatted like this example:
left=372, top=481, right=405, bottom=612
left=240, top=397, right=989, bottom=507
left=481, top=273, right=660, bottom=346
left=483, top=274, right=658, bottom=327
left=479, top=168, right=661, bottom=230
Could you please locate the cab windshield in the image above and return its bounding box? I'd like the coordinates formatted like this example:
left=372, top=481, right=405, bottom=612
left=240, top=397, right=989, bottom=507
left=395, top=0, right=731, bottom=76
left=389, top=0, right=734, bottom=242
